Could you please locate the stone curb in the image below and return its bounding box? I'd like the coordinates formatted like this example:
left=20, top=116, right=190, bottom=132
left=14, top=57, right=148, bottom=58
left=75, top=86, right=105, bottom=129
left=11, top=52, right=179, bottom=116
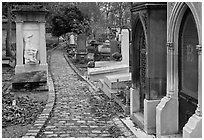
left=63, top=54, right=137, bottom=138
left=22, top=45, right=59, bottom=138
left=22, top=71, right=55, bottom=138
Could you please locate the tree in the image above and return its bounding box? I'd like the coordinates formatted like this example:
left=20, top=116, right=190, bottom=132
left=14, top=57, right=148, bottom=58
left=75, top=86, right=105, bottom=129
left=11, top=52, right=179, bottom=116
left=51, top=6, right=90, bottom=37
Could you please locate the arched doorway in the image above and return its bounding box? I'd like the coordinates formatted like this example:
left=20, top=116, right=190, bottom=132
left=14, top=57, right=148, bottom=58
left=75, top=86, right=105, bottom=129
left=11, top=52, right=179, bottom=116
left=135, top=19, right=146, bottom=112
left=178, top=7, right=198, bottom=132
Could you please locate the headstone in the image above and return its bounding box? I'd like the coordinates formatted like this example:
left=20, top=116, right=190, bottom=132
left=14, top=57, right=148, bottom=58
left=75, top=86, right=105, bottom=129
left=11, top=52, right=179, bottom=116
left=121, top=28, right=129, bottom=66
left=13, top=5, right=48, bottom=75
left=70, top=34, right=75, bottom=45
left=110, top=39, right=120, bottom=59
left=77, top=34, right=86, bottom=52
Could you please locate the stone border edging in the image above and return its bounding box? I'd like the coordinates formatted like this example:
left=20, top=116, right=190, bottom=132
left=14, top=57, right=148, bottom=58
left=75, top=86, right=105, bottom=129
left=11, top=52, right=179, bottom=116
left=63, top=54, right=98, bottom=93
left=22, top=71, right=55, bottom=138
left=22, top=45, right=59, bottom=138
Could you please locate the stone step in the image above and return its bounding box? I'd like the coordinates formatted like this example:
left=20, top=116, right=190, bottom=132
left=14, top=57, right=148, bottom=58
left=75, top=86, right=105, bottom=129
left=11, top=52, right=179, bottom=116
left=104, top=72, right=131, bottom=89
left=97, top=79, right=117, bottom=99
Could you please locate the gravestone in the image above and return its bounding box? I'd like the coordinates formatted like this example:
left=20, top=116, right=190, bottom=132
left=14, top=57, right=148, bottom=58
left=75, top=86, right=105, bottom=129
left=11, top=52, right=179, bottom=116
left=77, top=33, right=86, bottom=52
left=76, top=33, right=87, bottom=62
left=121, top=28, right=129, bottom=66
left=70, top=34, right=75, bottom=45
left=110, top=38, right=120, bottom=60
left=12, top=5, right=48, bottom=91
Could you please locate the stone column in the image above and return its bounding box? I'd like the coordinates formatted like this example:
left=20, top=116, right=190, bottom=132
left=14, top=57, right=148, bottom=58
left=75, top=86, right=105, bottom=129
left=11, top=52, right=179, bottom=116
left=156, top=42, right=179, bottom=137
left=195, top=44, right=202, bottom=117
left=183, top=44, right=202, bottom=138
left=121, top=29, right=129, bottom=67
left=166, top=42, right=174, bottom=97
left=39, top=22, right=47, bottom=65
left=15, top=21, right=24, bottom=66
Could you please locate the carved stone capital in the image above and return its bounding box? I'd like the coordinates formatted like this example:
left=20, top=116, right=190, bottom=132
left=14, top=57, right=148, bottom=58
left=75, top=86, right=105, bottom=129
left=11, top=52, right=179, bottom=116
left=196, top=44, right=202, bottom=55
left=195, top=104, right=202, bottom=117
left=167, top=42, right=174, bottom=50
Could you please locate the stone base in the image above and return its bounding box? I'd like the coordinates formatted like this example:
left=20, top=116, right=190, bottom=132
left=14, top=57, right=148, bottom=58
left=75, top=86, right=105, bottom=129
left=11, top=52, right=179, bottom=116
left=144, top=99, right=161, bottom=134
left=97, top=79, right=117, bottom=98
left=130, top=88, right=140, bottom=116
left=156, top=96, right=179, bottom=137
left=15, top=63, right=48, bottom=75
left=131, top=112, right=144, bottom=129
left=104, top=73, right=131, bottom=89
left=183, top=114, right=202, bottom=138
left=12, top=70, right=48, bottom=91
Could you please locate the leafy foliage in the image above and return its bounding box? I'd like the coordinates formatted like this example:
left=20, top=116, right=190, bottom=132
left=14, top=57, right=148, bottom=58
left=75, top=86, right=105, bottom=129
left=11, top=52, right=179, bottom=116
left=51, top=6, right=90, bottom=37
left=2, top=93, right=46, bottom=128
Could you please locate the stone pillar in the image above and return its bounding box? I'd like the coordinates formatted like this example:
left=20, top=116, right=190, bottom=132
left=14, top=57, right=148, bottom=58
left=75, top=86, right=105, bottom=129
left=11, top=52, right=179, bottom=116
left=166, top=42, right=175, bottom=98
left=183, top=44, right=202, bottom=138
left=39, top=22, right=47, bottom=65
left=156, top=42, right=179, bottom=137
left=121, top=28, right=129, bottom=67
left=15, top=21, right=23, bottom=66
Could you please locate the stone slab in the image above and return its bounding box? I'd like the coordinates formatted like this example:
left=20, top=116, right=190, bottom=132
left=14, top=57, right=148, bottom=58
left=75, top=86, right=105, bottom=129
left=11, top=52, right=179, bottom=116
left=94, top=61, right=122, bottom=68
left=12, top=70, right=47, bottom=83
left=144, top=99, right=161, bottom=134
left=121, top=117, right=155, bottom=138
left=104, top=73, right=131, bottom=89
left=88, top=64, right=129, bottom=75
left=12, top=70, right=47, bottom=91
left=97, top=79, right=117, bottom=98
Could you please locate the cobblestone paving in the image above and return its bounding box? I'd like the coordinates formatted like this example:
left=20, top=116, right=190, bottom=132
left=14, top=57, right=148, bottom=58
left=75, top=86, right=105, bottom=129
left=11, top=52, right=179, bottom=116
left=38, top=48, right=130, bottom=138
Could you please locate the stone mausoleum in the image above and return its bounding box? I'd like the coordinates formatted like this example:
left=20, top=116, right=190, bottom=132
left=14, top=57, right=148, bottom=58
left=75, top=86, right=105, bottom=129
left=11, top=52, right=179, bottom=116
left=130, top=2, right=202, bottom=138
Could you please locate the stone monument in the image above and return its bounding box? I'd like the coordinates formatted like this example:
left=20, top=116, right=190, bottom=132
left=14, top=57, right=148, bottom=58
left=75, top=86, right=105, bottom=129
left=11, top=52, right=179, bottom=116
left=13, top=5, right=48, bottom=74
left=12, top=5, right=48, bottom=91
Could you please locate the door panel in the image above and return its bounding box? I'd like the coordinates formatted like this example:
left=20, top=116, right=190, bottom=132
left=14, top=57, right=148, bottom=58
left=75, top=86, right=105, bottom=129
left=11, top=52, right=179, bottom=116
left=178, top=8, right=198, bottom=131
left=139, top=26, right=146, bottom=111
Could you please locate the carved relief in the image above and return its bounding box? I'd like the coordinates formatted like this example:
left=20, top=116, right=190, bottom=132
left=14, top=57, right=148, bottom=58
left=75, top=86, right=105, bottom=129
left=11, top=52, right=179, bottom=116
left=23, top=33, right=39, bottom=64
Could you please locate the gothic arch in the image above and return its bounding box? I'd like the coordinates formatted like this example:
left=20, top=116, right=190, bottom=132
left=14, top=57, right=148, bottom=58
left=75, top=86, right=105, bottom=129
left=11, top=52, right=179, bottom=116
left=168, top=2, right=201, bottom=44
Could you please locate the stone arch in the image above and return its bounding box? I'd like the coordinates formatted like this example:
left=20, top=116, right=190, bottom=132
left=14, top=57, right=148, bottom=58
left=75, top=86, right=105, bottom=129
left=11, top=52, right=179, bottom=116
left=168, top=2, right=201, bottom=44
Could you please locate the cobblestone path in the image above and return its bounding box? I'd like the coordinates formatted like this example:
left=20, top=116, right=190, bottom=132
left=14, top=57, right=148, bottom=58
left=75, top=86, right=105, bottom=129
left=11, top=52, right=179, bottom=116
left=38, top=48, right=128, bottom=138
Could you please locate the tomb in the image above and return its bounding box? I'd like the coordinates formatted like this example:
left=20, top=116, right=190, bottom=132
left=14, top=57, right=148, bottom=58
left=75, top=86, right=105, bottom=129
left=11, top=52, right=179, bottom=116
left=76, top=33, right=87, bottom=62
left=12, top=5, right=48, bottom=91
left=87, top=28, right=130, bottom=80
left=89, top=28, right=132, bottom=114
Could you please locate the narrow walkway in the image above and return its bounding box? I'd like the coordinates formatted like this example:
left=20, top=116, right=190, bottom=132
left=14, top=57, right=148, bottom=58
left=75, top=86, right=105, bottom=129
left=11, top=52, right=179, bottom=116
left=38, top=48, right=130, bottom=138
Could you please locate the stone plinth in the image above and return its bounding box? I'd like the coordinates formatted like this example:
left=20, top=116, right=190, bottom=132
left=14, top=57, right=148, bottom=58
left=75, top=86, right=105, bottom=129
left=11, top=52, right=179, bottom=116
left=12, top=70, right=48, bottom=91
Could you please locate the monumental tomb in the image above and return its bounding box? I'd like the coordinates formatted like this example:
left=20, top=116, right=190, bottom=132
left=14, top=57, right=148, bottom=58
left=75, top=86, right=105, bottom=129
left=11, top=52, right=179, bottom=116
left=12, top=5, right=48, bottom=91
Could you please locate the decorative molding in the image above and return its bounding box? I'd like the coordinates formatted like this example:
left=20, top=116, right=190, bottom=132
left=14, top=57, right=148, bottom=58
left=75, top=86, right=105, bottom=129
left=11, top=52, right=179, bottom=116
left=195, top=104, right=201, bottom=117
left=196, top=44, right=202, bottom=55
left=167, top=42, right=174, bottom=50
left=139, top=11, right=148, bottom=32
